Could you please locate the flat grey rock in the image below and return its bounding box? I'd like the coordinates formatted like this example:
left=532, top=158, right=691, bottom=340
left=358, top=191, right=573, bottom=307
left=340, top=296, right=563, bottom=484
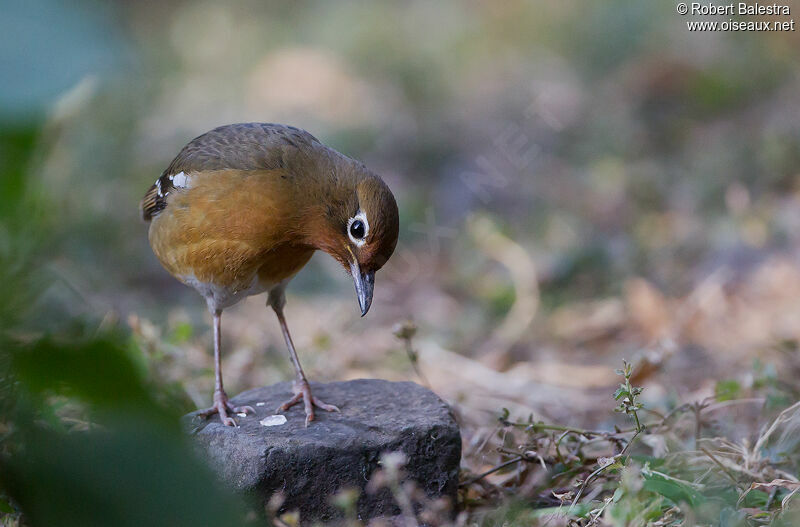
left=184, top=379, right=461, bottom=522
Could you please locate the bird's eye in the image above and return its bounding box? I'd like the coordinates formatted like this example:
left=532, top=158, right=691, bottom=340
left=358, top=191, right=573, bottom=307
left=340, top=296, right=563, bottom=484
left=350, top=220, right=366, bottom=239
left=347, top=212, right=369, bottom=246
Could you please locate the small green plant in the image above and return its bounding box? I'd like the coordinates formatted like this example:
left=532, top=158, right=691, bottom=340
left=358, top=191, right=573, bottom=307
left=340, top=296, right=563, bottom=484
left=463, top=354, right=800, bottom=526
left=613, top=359, right=644, bottom=433
left=392, top=320, right=430, bottom=387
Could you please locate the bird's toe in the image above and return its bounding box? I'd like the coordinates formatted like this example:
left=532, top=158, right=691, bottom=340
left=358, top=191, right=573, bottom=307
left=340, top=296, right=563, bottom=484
left=276, top=391, right=303, bottom=413
left=277, top=381, right=338, bottom=425
left=197, top=393, right=247, bottom=427
left=313, top=399, right=340, bottom=413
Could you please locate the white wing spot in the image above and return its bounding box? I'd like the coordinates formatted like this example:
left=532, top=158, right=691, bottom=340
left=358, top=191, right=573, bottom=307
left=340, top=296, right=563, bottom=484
left=172, top=171, right=188, bottom=188
left=155, top=178, right=163, bottom=197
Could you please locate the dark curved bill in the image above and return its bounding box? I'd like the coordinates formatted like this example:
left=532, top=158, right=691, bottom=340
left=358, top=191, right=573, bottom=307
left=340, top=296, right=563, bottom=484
left=350, top=261, right=375, bottom=316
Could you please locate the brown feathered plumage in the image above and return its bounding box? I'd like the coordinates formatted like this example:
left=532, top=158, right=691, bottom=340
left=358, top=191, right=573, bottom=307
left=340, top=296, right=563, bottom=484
left=141, top=123, right=399, bottom=426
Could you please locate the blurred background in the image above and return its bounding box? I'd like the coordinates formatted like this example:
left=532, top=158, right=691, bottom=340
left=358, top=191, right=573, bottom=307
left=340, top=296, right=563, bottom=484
left=3, top=1, right=800, bottom=525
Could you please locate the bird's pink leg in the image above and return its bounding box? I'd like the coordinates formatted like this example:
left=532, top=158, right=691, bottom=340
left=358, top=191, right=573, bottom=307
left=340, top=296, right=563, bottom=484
left=198, top=310, right=255, bottom=426
left=269, top=290, right=339, bottom=426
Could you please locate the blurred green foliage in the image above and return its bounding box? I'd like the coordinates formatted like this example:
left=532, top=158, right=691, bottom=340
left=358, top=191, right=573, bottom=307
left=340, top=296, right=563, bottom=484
left=2, top=332, right=250, bottom=527
left=0, top=36, right=250, bottom=521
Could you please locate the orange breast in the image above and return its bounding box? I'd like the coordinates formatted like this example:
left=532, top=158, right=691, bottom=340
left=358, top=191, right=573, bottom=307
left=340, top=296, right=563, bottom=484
left=148, top=169, right=313, bottom=292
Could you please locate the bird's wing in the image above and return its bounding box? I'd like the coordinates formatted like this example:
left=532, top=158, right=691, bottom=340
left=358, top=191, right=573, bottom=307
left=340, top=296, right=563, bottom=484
left=140, top=123, right=324, bottom=221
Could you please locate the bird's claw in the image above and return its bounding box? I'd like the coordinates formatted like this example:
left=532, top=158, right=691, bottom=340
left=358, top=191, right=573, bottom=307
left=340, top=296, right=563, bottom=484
left=233, top=404, right=256, bottom=414
left=198, top=390, right=255, bottom=427
left=277, top=381, right=340, bottom=426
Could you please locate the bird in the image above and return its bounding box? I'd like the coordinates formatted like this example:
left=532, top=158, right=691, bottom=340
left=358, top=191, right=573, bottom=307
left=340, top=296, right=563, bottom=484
left=140, top=123, right=399, bottom=426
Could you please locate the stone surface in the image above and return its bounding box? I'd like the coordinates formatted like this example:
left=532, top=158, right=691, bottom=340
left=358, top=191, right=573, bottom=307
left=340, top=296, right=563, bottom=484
left=184, top=379, right=461, bottom=522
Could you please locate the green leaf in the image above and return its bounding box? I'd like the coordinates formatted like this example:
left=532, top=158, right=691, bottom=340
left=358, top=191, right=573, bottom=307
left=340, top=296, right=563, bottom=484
left=168, top=322, right=193, bottom=344
left=642, top=475, right=705, bottom=508
left=612, top=486, right=624, bottom=503
left=631, top=455, right=666, bottom=468
left=0, top=419, right=248, bottom=527
left=12, top=337, right=152, bottom=410
left=614, top=385, right=629, bottom=400
left=715, top=379, right=741, bottom=402
left=528, top=502, right=592, bottom=519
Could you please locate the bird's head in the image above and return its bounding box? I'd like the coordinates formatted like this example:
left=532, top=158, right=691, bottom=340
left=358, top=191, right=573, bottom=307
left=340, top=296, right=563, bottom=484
left=310, top=173, right=399, bottom=316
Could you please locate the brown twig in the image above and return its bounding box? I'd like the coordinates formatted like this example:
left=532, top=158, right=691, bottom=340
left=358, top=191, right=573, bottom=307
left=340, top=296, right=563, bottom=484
left=569, top=428, right=644, bottom=510
left=393, top=320, right=431, bottom=388
left=699, top=447, right=743, bottom=490
left=461, top=456, right=524, bottom=487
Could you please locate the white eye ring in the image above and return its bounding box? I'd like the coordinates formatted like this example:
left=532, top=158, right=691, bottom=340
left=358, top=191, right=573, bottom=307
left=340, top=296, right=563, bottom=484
left=347, top=211, right=369, bottom=247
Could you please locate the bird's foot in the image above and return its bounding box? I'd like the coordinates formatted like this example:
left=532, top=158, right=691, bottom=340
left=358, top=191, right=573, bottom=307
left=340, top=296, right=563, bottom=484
left=277, top=380, right=340, bottom=426
left=198, top=389, right=255, bottom=427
